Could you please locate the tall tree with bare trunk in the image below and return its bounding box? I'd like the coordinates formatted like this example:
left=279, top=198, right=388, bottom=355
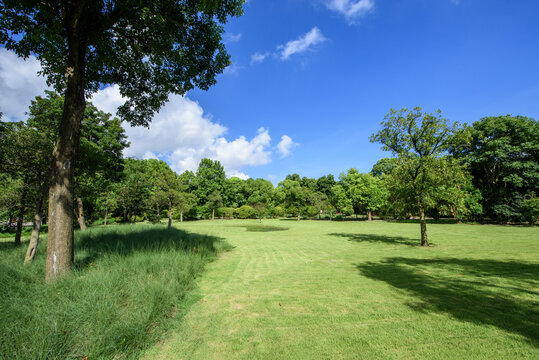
left=1, top=0, right=244, bottom=278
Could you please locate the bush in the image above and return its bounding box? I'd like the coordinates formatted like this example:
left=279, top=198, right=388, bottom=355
left=197, top=205, right=211, bottom=219
left=235, top=205, right=257, bottom=219
left=269, top=206, right=285, bottom=218
left=304, top=206, right=320, bottom=219
left=217, top=207, right=235, bottom=219
left=522, top=197, right=539, bottom=226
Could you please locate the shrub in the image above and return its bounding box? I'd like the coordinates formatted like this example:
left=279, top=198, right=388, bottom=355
left=269, top=206, right=285, bottom=218
left=217, top=207, right=235, bottom=219
left=235, top=205, right=257, bottom=219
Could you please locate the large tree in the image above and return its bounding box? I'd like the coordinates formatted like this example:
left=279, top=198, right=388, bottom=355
left=451, top=115, right=539, bottom=222
left=370, top=107, right=458, bottom=246
left=0, top=0, right=244, bottom=278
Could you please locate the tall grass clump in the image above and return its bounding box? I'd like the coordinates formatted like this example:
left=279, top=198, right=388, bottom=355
left=0, top=224, right=228, bottom=359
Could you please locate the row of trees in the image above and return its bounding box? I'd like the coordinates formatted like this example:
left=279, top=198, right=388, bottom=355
left=2, top=103, right=537, bottom=254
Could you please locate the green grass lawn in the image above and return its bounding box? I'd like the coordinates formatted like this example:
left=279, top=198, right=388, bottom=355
left=142, top=219, right=539, bottom=360
left=1, top=220, right=537, bottom=359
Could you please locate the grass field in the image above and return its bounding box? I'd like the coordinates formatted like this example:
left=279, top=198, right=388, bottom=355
left=142, top=219, right=539, bottom=360
left=1, top=220, right=537, bottom=359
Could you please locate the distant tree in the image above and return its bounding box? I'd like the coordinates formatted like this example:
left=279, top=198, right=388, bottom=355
left=278, top=178, right=309, bottom=220
left=153, top=164, right=181, bottom=229
left=247, top=179, right=274, bottom=222
left=176, top=192, right=197, bottom=222
left=1, top=0, right=244, bottom=278
left=195, top=159, right=226, bottom=206
left=451, top=115, right=538, bottom=222
left=331, top=184, right=351, bottom=215
left=311, top=192, right=329, bottom=220
left=223, top=177, right=247, bottom=208
left=96, top=188, right=118, bottom=226
left=206, top=191, right=223, bottom=221
left=370, top=107, right=458, bottom=246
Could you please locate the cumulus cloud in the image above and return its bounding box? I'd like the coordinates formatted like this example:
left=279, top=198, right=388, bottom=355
left=277, top=135, right=298, bottom=158
left=325, top=0, right=375, bottom=23
left=0, top=48, right=51, bottom=121
left=91, top=86, right=286, bottom=178
left=278, top=27, right=327, bottom=60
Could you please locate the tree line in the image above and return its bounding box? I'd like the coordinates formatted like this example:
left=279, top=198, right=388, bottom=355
left=2, top=98, right=538, bottom=255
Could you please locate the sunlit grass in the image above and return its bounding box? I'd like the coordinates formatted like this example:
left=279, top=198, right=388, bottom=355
left=143, top=220, right=539, bottom=360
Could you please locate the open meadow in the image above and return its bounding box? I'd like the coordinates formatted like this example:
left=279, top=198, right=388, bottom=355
left=1, top=220, right=538, bottom=359
left=142, top=220, right=539, bottom=359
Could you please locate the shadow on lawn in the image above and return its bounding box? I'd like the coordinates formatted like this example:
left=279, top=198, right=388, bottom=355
left=331, top=232, right=418, bottom=246
left=74, top=225, right=225, bottom=270
left=357, top=257, right=539, bottom=346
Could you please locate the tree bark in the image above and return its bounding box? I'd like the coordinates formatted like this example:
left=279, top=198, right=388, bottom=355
left=419, top=206, right=429, bottom=246
left=46, top=6, right=87, bottom=279
left=24, top=178, right=49, bottom=264
left=14, top=174, right=29, bottom=247
left=24, top=199, right=43, bottom=264
left=367, top=210, right=372, bottom=221
left=180, top=211, right=183, bottom=223
left=104, top=207, right=108, bottom=226
left=297, top=212, right=300, bottom=221
left=168, top=201, right=173, bottom=229
left=75, top=197, right=87, bottom=230
left=212, top=208, right=215, bottom=221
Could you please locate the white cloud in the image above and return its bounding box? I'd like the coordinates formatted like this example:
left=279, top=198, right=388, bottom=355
left=223, top=32, right=242, bottom=43
left=250, top=52, right=270, bottom=64
left=277, top=135, right=298, bottom=158
left=325, top=0, right=375, bottom=23
left=92, top=86, right=278, bottom=177
left=278, top=27, right=327, bottom=60
left=0, top=48, right=51, bottom=121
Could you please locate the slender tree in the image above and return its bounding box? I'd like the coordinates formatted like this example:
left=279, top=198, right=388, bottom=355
left=370, top=107, right=458, bottom=246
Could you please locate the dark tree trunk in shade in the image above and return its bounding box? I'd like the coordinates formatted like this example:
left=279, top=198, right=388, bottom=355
left=14, top=174, right=29, bottom=247
left=75, top=197, right=87, bottom=230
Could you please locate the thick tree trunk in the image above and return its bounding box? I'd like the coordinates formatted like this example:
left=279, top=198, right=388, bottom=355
left=46, top=11, right=87, bottom=279
left=419, top=206, right=429, bottom=246
left=367, top=210, right=372, bottom=221
left=14, top=175, right=29, bottom=247
left=24, top=179, right=48, bottom=264
left=297, top=212, right=300, bottom=221
left=104, top=208, right=108, bottom=226
left=180, top=211, right=183, bottom=223
left=75, top=197, right=87, bottom=230
left=212, top=208, right=215, bottom=221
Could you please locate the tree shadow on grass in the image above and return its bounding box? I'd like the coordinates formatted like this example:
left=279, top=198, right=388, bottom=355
left=357, top=257, right=539, bottom=346
left=330, top=233, right=419, bottom=246
left=74, top=224, right=226, bottom=270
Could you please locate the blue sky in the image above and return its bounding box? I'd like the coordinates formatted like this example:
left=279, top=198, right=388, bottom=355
left=1, top=0, right=538, bottom=183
